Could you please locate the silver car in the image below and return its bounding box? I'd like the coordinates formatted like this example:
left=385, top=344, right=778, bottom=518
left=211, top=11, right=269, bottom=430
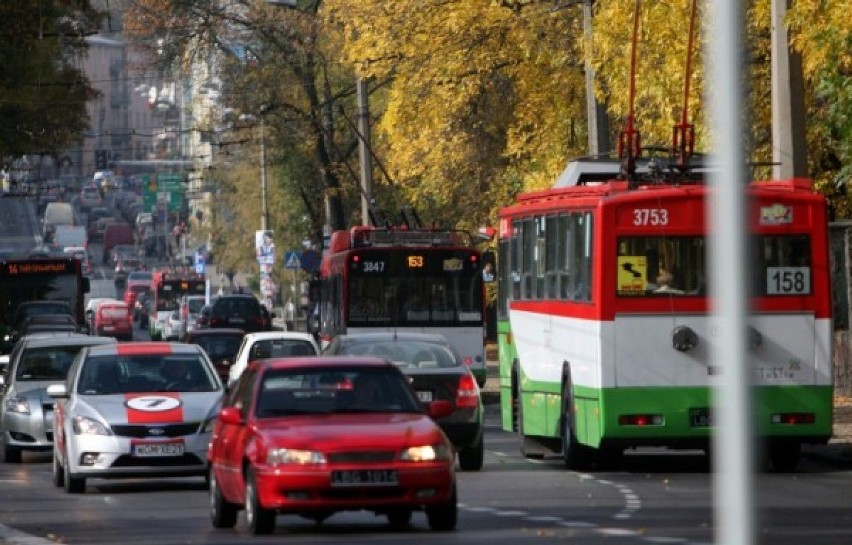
left=49, top=342, right=223, bottom=493
left=0, top=333, right=117, bottom=463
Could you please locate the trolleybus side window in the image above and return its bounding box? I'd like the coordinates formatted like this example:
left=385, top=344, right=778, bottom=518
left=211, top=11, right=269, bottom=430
left=510, top=221, right=522, bottom=301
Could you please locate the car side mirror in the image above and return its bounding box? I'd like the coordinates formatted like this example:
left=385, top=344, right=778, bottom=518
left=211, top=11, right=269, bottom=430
left=218, top=406, right=243, bottom=425
left=47, top=383, right=68, bottom=399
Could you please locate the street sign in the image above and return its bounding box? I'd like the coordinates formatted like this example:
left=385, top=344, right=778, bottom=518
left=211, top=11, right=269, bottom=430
left=195, top=251, right=205, bottom=275
left=284, top=251, right=301, bottom=270
left=143, top=173, right=184, bottom=213
left=300, top=249, right=321, bottom=273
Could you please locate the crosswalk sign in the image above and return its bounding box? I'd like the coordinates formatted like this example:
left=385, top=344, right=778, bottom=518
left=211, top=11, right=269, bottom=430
left=284, top=251, right=301, bottom=270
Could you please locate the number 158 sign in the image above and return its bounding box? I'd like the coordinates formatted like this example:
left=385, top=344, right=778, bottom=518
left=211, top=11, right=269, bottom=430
left=766, top=267, right=810, bottom=295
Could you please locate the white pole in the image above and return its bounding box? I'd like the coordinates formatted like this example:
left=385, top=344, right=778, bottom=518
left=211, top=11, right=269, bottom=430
left=706, top=1, right=755, bottom=544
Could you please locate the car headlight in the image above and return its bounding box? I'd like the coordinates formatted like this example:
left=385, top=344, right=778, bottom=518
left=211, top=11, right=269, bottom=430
left=267, top=448, right=326, bottom=465
left=72, top=415, right=112, bottom=436
left=5, top=396, right=31, bottom=415
left=400, top=444, right=452, bottom=462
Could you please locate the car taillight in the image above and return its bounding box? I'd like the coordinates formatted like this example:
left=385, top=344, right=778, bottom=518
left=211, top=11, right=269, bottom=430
left=181, top=306, right=188, bottom=319
left=456, top=374, right=479, bottom=408
left=209, top=317, right=221, bottom=326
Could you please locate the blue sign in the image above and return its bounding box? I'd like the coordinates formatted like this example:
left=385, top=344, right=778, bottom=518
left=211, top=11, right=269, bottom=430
left=300, top=249, right=322, bottom=273
left=195, top=251, right=205, bottom=275
left=284, top=251, right=301, bottom=270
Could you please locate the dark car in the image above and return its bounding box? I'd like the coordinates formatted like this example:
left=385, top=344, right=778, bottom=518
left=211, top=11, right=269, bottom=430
left=19, top=314, right=80, bottom=337
left=3, top=301, right=77, bottom=351
left=324, top=332, right=485, bottom=471
left=205, top=295, right=270, bottom=333
left=181, top=328, right=246, bottom=382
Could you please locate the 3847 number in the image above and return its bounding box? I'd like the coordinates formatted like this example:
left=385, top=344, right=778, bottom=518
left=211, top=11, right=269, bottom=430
left=632, top=208, right=669, bottom=226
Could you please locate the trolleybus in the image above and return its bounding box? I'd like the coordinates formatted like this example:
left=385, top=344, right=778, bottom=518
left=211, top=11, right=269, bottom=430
left=1, top=257, right=90, bottom=353
left=147, top=269, right=205, bottom=341
left=315, top=224, right=488, bottom=385
left=497, top=156, right=833, bottom=471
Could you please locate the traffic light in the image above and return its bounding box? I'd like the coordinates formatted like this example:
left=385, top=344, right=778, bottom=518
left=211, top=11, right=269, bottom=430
left=95, top=149, right=108, bottom=170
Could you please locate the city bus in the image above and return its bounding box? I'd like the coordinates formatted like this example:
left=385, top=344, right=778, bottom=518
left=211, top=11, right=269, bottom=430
left=497, top=156, right=833, bottom=471
left=315, top=225, right=488, bottom=385
left=1, top=257, right=90, bottom=353
left=147, top=269, right=205, bottom=341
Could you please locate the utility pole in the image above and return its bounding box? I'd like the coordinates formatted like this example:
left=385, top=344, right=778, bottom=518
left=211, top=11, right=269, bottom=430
left=357, top=79, right=373, bottom=226
left=260, top=117, right=269, bottom=231
left=583, top=0, right=611, bottom=156
left=770, top=0, right=808, bottom=179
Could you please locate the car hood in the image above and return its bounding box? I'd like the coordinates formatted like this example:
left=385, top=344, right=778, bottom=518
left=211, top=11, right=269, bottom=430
left=10, top=380, right=64, bottom=405
left=78, top=392, right=220, bottom=425
left=256, top=413, right=447, bottom=450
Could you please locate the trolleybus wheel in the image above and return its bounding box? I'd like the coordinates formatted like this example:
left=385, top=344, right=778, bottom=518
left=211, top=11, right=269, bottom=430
left=768, top=442, right=801, bottom=472
left=561, top=381, right=591, bottom=470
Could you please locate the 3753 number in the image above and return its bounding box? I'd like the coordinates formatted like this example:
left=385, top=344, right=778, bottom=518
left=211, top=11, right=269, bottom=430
left=632, top=208, right=669, bottom=226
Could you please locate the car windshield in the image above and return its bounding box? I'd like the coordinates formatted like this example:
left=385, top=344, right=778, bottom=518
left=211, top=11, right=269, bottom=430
left=77, top=354, right=219, bottom=394
left=333, top=339, right=458, bottom=369
left=187, top=298, right=205, bottom=314
left=254, top=367, right=421, bottom=417
left=15, top=347, right=83, bottom=381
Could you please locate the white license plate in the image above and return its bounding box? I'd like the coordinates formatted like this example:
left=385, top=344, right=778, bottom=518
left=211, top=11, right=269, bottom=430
left=132, top=442, right=184, bottom=457
left=102, top=325, right=114, bottom=331
left=417, top=390, right=433, bottom=402
left=229, top=318, right=245, bottom=324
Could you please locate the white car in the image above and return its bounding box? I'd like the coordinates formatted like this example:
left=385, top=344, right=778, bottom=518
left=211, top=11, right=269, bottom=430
left=49, top=342, right=223, bottom=493
left=162, top=311, right=184, bottom=341
left=228, top=331, right=319, bottom=388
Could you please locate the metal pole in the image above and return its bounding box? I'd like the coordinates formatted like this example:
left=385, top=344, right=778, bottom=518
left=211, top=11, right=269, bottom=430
left=707, top=1, right=755, bottom=544
left=357, top=78, right=373, bottom=225
left=260, top=118, right=269, bottom=231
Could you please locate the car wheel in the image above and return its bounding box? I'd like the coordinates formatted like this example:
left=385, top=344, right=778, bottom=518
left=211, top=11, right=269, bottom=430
left=245, top=467, right=276, bottom=535
left=425, top=483, right=457, bottom=531
left=386, top=509, right=412, bottom=528
left=3, top=444, right=22, bottom=464
left=52, top=449, right=64, bottom=487
left=63, top=447, right=85, bottom=494
left=457, top=435, right=484, bottom=471
left=209, top=468, right=238, bottom=528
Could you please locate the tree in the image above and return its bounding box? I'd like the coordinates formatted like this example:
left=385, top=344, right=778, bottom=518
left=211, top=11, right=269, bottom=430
left=321, top=0, right=589, bottom=230
left=0, top=1, right=102, bottom=162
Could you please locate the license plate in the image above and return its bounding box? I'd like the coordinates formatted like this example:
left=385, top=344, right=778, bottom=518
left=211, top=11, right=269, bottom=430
left=690, top=408, right=713, bottom=427
left=132, top=442, right=184, bottom=457
left=103, top=325, right=114, bottom=331
left=229, top=317, right=246, bottom=324
left=417, top=390, right=433, bottom=403
left=331, top=469, right=398, bottom=487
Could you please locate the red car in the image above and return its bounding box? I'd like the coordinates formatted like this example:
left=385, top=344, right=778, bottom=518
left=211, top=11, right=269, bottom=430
left=208, top=356, right=458, bottom=535
left=93, top=301, right=133, bottom=341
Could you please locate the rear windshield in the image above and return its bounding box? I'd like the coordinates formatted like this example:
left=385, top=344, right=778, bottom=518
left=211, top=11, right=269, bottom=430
left=191, top=335, right=244, bottom=360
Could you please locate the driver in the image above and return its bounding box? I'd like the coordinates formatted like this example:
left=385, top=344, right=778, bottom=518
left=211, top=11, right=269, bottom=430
left=162, top=360, right=193, bottom=390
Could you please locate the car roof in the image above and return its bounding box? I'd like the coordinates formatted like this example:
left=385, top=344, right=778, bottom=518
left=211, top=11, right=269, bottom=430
left=184, top=328, right=246, bottom=339
left=333, top=332, right=451, bottom=344
left=244, top=331, right=318, bottom=343
left=85, top=342, right=202, bottom=357
left=20, top=333, right=116, bottom=348
left=252, top=356, right=393, bottom=373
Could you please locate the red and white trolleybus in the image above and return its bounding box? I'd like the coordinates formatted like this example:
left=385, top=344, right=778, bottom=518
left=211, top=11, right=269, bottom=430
left=497, top=157, right=833, bottom=471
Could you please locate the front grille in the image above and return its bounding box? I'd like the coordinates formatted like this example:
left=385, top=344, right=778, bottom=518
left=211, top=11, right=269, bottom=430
left=112, top=453, right=204, bottom=467
left=111, top=423, right=201, bottom=438
left=326, top=451, right=396, bottom=463
left=320, top=487, right=404, bottom=500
